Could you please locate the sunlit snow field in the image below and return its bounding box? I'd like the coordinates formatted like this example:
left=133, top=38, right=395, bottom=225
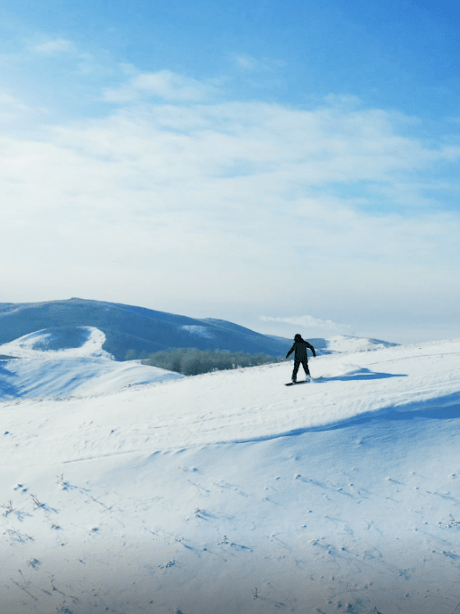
left=1, top=329, right=460, bottom=614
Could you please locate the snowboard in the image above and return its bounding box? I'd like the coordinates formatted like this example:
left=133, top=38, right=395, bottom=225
left=285, top=379, right=311, bottom=386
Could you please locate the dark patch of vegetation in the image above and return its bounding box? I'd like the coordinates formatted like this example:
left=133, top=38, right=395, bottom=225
left=126, top=347, right=287, bottom=376
left=125, top=349, right=150, bottom=361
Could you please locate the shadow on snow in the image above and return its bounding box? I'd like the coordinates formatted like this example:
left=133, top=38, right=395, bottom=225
left=318, top=367, right=407, bottom=382
left=0, top=363, right=22, bottom=397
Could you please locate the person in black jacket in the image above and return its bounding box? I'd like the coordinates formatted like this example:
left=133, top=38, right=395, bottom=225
left=286, top=334, right=316, bottom=383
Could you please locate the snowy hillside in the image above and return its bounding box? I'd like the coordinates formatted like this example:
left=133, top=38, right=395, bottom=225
left=1, top=337, right=460, bottom=614
left=321, top=334, right=398, bottom=354
left=0, top=298, right=291, bottom=359
left=0, top=327, right=182, bottom=400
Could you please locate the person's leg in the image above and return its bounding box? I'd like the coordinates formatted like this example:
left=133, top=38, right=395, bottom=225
left=292, top=360, right=300, bottom=382
left=302, top=358, right=310, bottom=379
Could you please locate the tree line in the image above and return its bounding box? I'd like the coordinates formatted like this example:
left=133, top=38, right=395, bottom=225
left=125, top=347, right=286, bottom=376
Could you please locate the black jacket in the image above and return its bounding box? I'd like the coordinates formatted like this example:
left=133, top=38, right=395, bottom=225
left=286, top=340, right=316, bottom=360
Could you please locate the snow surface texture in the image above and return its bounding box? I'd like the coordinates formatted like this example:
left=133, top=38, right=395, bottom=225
left=323, top=335, right=398, bottom=354
left=180, top=325, right=213, bottom=339
left=1, top=335, right=460, bottom=614
left=0, top=327, right=183, bottom=400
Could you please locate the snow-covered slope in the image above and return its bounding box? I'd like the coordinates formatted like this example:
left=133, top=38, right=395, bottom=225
left=0, top=298, right=291, bottom=359
left=0, top=327, right=112, bottom=360
left=0, top=327, right=182, bottom=400
left=1, top=337, right=460, bottom=614
left=322, top=334, right=398, bottom=354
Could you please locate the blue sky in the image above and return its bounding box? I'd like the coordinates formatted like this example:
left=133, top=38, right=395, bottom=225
left=1, top=0, right=459, bottom=343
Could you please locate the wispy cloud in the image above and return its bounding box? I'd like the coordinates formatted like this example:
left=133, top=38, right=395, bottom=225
left=235, top=54, right=258, bottom=71
left=0, top=89, right=30, bottom=113
left=231, top=52, right=286, bottom=76
left=31, top=39, right=74, bottom=56
left=103, top=70, right=220, bottom=103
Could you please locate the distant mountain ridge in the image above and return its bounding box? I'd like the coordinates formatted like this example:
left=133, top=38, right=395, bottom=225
left=0, top=298, right=292, bottom=360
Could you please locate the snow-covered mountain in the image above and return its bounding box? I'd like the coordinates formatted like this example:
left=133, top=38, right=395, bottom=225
left=1, top=335, right=460, bottom=614
left=0, top=298, right=398, bottom=363
left=0, top=298, right=292, bottom=359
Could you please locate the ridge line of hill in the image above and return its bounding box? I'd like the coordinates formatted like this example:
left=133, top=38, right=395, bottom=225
left=0, top=298, right=292, bottom=360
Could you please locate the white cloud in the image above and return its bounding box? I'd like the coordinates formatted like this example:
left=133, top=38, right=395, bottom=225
left=235, top=54, right=258, bottom=71
left=0, top=89, right=30, bottom=115
left=103, top=70, right=220, bottom=103
left=32, top=39, right=73, bottom=56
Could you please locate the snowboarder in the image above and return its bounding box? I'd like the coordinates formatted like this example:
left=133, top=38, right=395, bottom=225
left=286, top=334, right=316, bottom=383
